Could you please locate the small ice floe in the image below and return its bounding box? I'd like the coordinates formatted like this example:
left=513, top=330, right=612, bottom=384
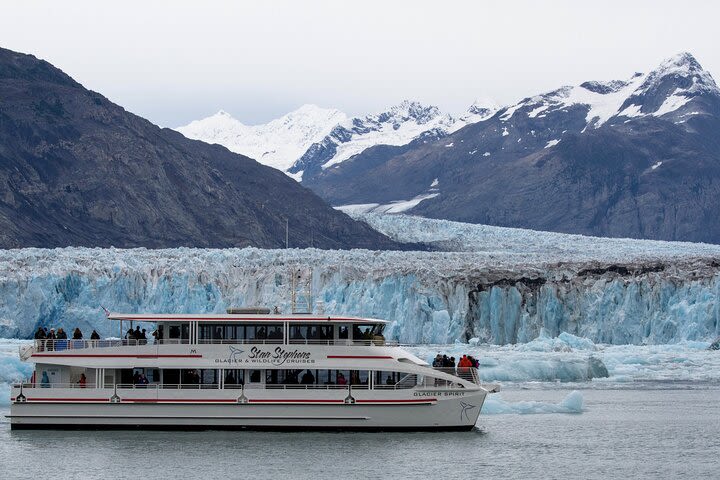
left=502, top=127, right=509, bottom=136
left=651, top=161, right=663, bottom=170
left=445, top=142, right=454, bottom=147
left=482, top=391, right=584, bottom=415
left=483, top=152, right=491, bottom=156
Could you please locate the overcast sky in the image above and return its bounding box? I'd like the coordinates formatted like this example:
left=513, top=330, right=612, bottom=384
left=2, top=0, right=718, bottom=127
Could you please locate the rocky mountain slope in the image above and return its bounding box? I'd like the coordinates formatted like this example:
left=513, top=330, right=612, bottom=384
left=0, top=47, right=400, bottom=249
left=304, top=53, right=720, bottom=243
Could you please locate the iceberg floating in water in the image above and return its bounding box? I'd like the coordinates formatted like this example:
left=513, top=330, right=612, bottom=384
left=482, top=391, right=584, bottom=414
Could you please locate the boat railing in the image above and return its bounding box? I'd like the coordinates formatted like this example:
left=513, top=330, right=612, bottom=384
left=424, top=367, right=481, bottom=386
left=31, top=338, right=399, bottom=351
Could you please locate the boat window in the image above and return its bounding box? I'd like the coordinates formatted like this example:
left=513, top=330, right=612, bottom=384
left=181, top=369, right=201, bottom=387
left=181, top=324, right=190, bottom=340
left=352, top=324, right=385, bottom=343
left=350, top=370, right=368, bottom=386
left=198, top=324, right=282, bottom=343
left=374, top=371, right=416, bottom=389
left=169, top=326, right=180, bottom=339
left=223, top=369, right=244, bottom=387
left=289, top=324, right=333, bottom=344
left=248, top=369, right=262, bottom=383
left=200, top=369, right=218, bottom=388
left=163, top=369, right=180, bottom=386
left=338, top=325, right=349, bottom=339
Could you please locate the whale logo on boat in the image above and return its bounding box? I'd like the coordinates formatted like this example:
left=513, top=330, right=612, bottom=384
left=459, top=401, right=477, bottom=421
left=228, top=346, right=244, bottom=361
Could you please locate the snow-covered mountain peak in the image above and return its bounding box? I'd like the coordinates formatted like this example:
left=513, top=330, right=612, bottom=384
left=378, top=100, right=444, bottom=126
left=176, top=105, right=346, bottom=172
left=459, top=99, right=498, bottom=123
left=638, top=52, right=718, bottom=95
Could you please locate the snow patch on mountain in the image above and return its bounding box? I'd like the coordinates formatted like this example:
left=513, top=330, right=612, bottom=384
left=336, top=193, right=440, bottom=215
left=176, top=105, right=346, bottom=172
left=318, top=101, right=475, bottom=170
left=498, top=52, right=716, bottom=130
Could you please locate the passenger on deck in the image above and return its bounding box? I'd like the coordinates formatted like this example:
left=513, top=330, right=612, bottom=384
left=41, top=371, right=50, bottom=388
left=449, top=357, right=456, bottom=368
left=78, top=373, right=87, bottom=388
left=300, top=370, right=315, bottom=385
left=34, top=327, right=47, bottom=351
left=56, top=328, right=68, bottom=340
left=47, top=328, right=56, bottom=351
left=337, top=373, right=347, bottom=385
left=126, top=328, right=135, bottom=341
left=139, top=329, right=147, bottom=345
left=432, top=354, right=443, bottom=368
left=34, top=327, right=46, bottom=340
left=73, top=328, right=83, bottom=340
left=134, top=326, right=141, bottom=340
left=256, top=327, right=267, bottom=340
left=90, top=330, right=100, bottom=340
left=225, top=371, right=236, bottom=385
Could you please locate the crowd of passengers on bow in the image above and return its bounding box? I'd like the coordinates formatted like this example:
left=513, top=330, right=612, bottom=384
left=33, top=326, right=100, bottom=350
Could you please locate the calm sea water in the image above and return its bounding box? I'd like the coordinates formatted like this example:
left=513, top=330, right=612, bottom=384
left=2, top=387, right=719, bottom=480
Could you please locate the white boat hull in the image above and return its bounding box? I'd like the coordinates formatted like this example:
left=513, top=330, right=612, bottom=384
left=9, top=388, right=488, bottom=431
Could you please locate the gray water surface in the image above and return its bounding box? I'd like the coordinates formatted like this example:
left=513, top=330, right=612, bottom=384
left=2, top=388, right=718, bottom=480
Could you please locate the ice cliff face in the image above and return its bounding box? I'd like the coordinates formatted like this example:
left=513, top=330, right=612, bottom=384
left=1, top=215, right=719, bottom=345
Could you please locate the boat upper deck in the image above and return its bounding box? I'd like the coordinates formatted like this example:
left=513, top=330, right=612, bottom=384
left=108, top=313, right=389, bottom=324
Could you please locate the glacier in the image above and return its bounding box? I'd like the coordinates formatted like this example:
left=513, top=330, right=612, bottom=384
left=0, top=213, right=719, bottom=345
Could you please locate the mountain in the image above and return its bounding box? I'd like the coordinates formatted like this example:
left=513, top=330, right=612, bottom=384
left=176, top=105, right=346, bottom=177
left=0, top=47, right=401, bottom=250
left=288, top=100, right=496, bottom=180
left=177, top=100, right=497, bottom=180
left=302, top=52, right=720, bottom=243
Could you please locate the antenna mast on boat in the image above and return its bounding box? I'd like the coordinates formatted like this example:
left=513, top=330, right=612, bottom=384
left=290, top=267, right=312, bottom=314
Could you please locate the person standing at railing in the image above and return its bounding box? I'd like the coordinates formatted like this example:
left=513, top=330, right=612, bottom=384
left=41, top=371, right=50, bottom=388
left=34, top=327, right=46, bottom=352
left=73, top=328, right=83, bottom=340
left=89, top=329, right=100, bottom=348
left=458, top=355, right=472, bottom=380
left=47, top=328, right=56, bottom=351
left=78, top=373, right=87, bottom=388
left=139, top=329, right=148, bottom=345
left=56, top=328, right=68, bottom=351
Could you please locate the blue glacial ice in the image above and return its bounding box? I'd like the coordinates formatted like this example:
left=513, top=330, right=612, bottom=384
left=0, top=214, right=719, bottom=344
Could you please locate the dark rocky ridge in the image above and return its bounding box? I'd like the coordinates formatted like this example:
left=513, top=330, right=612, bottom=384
left=0, top=47, right=401, bottom=249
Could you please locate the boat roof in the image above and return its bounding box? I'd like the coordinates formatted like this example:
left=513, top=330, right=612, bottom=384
left=107, top=313, right=389, bottom=324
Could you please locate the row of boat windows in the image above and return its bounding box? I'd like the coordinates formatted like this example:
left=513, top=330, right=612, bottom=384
left=120, top=368, right=413, bottom=387
left=193, top=323, right=386, bottom=342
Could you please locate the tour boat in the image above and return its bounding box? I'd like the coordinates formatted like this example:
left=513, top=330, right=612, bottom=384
left=8, top=308, right=498, bottom=430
